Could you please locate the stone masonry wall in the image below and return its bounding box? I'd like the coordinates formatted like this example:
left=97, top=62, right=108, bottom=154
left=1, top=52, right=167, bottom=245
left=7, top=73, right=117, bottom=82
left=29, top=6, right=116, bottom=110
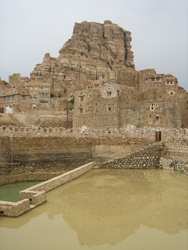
left=160, top=137, right=188, bottom=174
left=101, top=142, right=164, bottom=169
left=0, top=126, right=187, bottom=185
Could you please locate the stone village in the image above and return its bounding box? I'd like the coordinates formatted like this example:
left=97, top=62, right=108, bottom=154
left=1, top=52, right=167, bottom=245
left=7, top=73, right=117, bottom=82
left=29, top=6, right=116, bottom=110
left=0, top=20, right=187, bottom=129
left=0, top=21, right=188, bottom=216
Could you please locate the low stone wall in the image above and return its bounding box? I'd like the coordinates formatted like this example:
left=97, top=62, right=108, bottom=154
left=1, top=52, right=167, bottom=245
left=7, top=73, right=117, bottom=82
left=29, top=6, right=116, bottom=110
left=0, top=162, right=95, bottom=217
left=0, top=199, right=30, bottom=217
left=101, top=142, right=164, bottom=169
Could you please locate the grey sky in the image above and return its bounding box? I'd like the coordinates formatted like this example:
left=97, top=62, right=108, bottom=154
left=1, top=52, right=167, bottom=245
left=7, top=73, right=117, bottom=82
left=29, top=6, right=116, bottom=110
left=0, top=0, right=187, bottom=91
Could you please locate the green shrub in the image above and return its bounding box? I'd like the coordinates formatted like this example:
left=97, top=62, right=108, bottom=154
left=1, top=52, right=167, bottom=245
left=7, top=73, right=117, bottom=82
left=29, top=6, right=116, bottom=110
left=39, top=100, right=48, bottom=103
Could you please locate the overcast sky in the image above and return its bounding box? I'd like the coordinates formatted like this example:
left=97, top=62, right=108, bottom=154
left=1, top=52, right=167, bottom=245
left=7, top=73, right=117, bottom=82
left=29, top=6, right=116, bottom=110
left=0, top=0, right=187, bottom=91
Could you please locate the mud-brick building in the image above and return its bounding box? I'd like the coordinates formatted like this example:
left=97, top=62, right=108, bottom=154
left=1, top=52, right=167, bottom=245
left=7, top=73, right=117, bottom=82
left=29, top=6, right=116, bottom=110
left=0, top=88, right=30, bottom=113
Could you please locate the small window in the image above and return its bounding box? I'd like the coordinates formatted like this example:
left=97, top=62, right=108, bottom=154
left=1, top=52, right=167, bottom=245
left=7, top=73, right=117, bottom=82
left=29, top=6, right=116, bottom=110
left=80, top=108, right=83, bottom=113
left=156, top=115, right=159, bottom=120
left=107, top=91, right=111, bottom=97
left=108, top=107, right=111, bottom=111
left=22, top=95, right=26, bottom=101
left=8, top=96, right=11, bottom=101
left=3, top=96, right=6, bottom=102
left=80, top=96, right=84, bottom=102
left=151, top=77, right=155, bottom=82
left=12, top=95, right=15, bottom=101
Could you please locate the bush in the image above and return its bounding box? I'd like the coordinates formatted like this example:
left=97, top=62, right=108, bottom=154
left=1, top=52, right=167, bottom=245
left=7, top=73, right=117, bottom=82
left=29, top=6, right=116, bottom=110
left=39, top=100, right=48, bottom=103
left=69, top=96, right=74, bottom=104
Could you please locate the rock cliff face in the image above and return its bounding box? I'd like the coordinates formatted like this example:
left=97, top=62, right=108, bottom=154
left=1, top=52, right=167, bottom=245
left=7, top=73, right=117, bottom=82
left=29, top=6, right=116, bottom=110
left=30, top=21, right=136, bottom=97
left=59, top=20, right=134, bottom=68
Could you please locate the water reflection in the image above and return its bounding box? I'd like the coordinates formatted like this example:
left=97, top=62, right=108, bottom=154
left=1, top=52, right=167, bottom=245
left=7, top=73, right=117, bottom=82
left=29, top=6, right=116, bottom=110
left=0, top=169, right=188, bottom=249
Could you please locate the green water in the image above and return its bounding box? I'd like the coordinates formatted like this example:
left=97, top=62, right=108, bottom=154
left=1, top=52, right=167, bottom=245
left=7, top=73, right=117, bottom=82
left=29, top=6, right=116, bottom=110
left=0, top=181, right=41, bottom=202
left=0, top=169, right=188, bottom=250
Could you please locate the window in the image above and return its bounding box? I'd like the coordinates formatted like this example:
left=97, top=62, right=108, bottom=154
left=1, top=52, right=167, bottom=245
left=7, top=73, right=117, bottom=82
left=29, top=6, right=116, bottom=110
left=3, top=96, right=6, bottom=102
left=80, top=108, right=83, bottom=114
left=80, top=96, right=84, bottom=102
left=156, top=115, right=159, bottom=120
left=107, top=91, right=111, bottom=97
left=12, top=95, right=15, bottom=101
left=108, top=107, right=111, bottom=111
left=151, top=77, right=155, bottom=81
left=22, top=95, right=26, bottom=101
left=8, top=96, right=11, bottom=101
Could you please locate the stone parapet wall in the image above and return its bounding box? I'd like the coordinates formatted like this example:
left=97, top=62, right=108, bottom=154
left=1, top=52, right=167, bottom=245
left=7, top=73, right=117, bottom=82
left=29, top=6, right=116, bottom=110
left=0, top=125, right=187, bottom=140
left=0, top=162, right=95, bottom=217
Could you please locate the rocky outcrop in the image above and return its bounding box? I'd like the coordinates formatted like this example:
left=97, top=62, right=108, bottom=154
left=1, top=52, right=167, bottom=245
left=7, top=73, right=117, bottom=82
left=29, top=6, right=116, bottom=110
left=59, top=20, right=134, bottom=68
left=30, top=21, right=136, bottom=97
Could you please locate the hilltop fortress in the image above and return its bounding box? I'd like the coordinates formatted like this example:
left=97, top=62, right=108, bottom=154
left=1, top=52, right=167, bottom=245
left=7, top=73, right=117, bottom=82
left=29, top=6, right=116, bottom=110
left=0, top=20, right=187, bottom=129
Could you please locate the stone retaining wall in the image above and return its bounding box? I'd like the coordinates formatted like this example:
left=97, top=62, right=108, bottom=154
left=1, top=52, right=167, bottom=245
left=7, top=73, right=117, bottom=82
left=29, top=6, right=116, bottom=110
left=0, top=133, right=150, bottom=185
left=101, top=142, right=164, bottom=169
left=0, top=162, right=95, bottom=217
left=160, top=137, right=188, bottom=174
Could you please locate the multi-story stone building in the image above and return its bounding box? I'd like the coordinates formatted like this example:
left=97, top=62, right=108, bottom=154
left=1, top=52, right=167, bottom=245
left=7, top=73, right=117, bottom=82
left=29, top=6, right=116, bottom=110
left=9, top=73, right=29, bottom=88
left=73, top=72, right=183, bottom=129
left=0, top=88, right=30, bottom=113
